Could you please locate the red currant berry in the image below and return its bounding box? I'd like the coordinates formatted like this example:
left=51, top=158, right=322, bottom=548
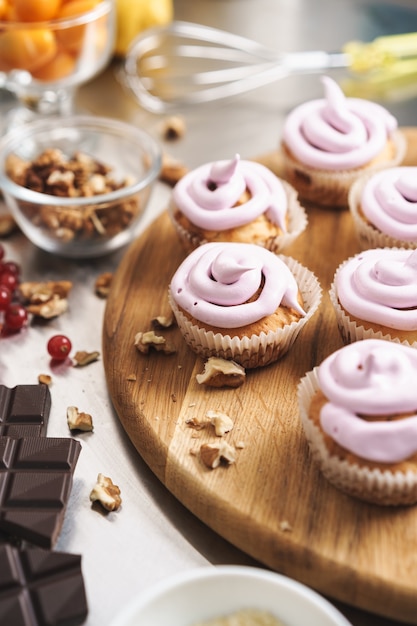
left=47, top=334, right=72, bottom=360
left=1, top=261, right=20, bottom=276
left=0, top=285, right=12, bottom=311
left=0, top=271, right=18, bottom=291
left=4, top=304, right=28, bottom=331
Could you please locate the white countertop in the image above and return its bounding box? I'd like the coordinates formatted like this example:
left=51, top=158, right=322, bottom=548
left=1, top=1, right=416, bottom=624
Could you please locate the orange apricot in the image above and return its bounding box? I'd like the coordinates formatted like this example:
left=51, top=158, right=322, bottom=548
left=56, top=0, right=102, bottom=54
left=32, top=50, right=76, bottom=81
left=0, top=29, right=57, bottom=72
left=14, top=0, right=62, bottom=22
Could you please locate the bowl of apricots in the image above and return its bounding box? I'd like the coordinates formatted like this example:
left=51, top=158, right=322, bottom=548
left=0, top=0, right=115, bottom=116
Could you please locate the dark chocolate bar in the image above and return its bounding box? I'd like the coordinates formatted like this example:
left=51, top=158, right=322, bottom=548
left=0, top=384, right=51, bottom=438
left=0, top=437, right=81, bottom=548
left=0, top=542, right=88, bottom=626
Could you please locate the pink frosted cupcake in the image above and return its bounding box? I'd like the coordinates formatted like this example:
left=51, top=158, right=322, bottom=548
left=349, top=166, right=417, bottom=249
left=168, top=154, right=307, bottom=252
left=281, top=76, right=406, bottom=208
left=168, top=241, right=321, bottom=368
left=298, top=339, right=417, bottom=505
left=329, top=247, right=417, bottom=348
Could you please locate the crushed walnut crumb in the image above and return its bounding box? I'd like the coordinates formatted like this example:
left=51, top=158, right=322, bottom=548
left=18, top=280, right=72, bottom=319
left=95, top=272, right=113, bottom=298
left=0, top=214, right=18, bottom=237
left=134, top=330, right=176, bottom=354
left=200, top=441, right=236, bottom=469
left=196, top=357, right=246, bottom=388
left=206, top=410, right=234, bottom=436
left=67, top=406, right=94, bottom=432
left=161, top=115, right=186, bottom=141
left=38, top=374, right=52, bottom=386
left=160, top=152, right=188, bottom=186
left=73, top=350, right=100, bottom=367
left=89, top=473, right=122, bottom=512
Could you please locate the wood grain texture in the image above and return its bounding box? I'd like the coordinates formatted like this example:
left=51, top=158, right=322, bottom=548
left=102, top=128, right=417, bottom=624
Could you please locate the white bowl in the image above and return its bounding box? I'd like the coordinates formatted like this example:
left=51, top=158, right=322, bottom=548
left=111, top=566, right=352, bottom=626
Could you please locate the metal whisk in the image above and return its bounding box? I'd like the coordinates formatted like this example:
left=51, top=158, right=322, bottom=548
left=122, top=21, right=417, bottom=113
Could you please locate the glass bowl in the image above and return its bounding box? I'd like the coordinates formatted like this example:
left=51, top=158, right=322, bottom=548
left=0, top=0, right=115, bottom=118
left=0, top=114, right=162, bottom=258
left=110, top=566, right=352, bottom=626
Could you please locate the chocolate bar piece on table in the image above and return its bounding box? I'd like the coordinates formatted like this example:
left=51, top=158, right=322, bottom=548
left=0, top=384, right=51, bottom=438
left=0, top=437, right=81, bottom=548
left=0, top=542, right=88, bottom=626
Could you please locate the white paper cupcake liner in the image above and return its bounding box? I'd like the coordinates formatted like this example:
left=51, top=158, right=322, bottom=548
left=329, top=257, right=417, bottom=349
left=167, top=178, right=308, bottom=254
left=281, top=129, right=406, bottom=210
left=169, top=255, right=322, bottom=369
left=297, top=369, right=417, bottom=505
left=349, top=174, right=417, bottom=250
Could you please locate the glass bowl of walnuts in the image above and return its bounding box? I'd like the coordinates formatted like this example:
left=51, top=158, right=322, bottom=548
left=0, top=114, right=162, bottom=258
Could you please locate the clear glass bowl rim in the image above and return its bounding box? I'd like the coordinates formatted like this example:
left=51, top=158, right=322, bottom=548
left=0, top=114, right=162, bottom=207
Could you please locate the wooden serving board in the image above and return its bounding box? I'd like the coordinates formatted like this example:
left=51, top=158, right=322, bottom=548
left=103, top=128, right=417, bottom=624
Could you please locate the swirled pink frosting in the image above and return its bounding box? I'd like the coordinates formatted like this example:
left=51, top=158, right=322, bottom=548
left=283, top=76, right=397, bottom=170
left=172, top=154, right=288, bottom=232
left=318, top=339, right=417, bottom=463
left=336, top=248, right=417, bottom=331
left=360, top=167, right=417, bottom=241
left=170, top=242, right=305, bottom=328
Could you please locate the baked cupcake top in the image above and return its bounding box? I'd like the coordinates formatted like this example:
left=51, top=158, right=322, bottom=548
left=169, top=242, right=305, bottom=328
left=172, top=154, right=288, bottom=232
left=358, top=167, right=417, bottom=241
left=335, top=248, right=417, bottom=331
left=317, top=339, right=417, bottom=462
left=282, top=76, right=398, bottom=171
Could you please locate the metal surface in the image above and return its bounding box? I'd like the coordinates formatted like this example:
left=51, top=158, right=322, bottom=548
left=1, top=1, right=417, bottom=625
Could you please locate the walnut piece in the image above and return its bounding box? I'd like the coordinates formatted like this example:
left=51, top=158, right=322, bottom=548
left=73, top=350, right=100, bottom=367
left=161, top=115, right=186, bottom=140
left=151, top=313, right=175, bottom=329
left=185, top=416, right=208, bottom=431
left=19, top=280, right=72, bottom=319
left=67, top=406, right=94, bottom=432
left=134, top=330, right=176, bottom=354
left=95, top=272, right=113, bottom=298
left=0, top=214, right=18, bottom=236
left=206, top=410, right=234, bottom=436
left=90, top=473, right=122, bottom=512
left=38, top=374, right=52, bottom=386
left=196, top=357, right=246, bottom=388
left=160, top=152, right=188, bottom=186
left=200, top=441, right=236, bottom=469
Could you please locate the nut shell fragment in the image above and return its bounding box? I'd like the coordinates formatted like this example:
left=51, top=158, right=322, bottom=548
left=90, top=473, right=122, bottom=512
left=196, top=357, right=246, bottom=388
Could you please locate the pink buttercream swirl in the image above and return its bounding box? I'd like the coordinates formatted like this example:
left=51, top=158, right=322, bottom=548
left=172, top=154, right=288, bottom=231
left=283, top=76, right=397, bottom=170
left=336, top=248, right=417, bottom=331
left=360, top=167, right=417, bottom=241
left=170, top=242, right=305, bottom=328
left=318, top=339, right=417, bottom=463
